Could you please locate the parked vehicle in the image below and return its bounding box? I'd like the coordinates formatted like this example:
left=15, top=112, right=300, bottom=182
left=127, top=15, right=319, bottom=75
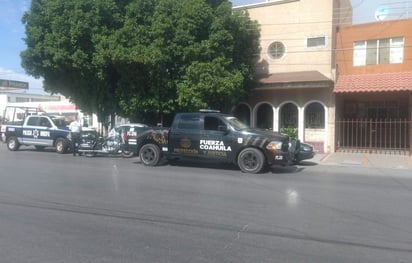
left=77, top=123, right=150, bottom=157
left=125, top=110, right=300, bottom=173
left=77, top=128, right=133, bottom=157
left=108, top=123, right=150, bottom=150
left=2, top=106, right=70, bottom=153
left=293, top=142, right=315, bottom=164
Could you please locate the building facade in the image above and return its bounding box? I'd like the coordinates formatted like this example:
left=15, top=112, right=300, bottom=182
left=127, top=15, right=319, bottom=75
left=335, top=19, right=412, bottom=154
left=233, top=0, right=352, bottom=153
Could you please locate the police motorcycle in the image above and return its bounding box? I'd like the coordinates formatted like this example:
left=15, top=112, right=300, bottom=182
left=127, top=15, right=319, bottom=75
left=76, top=128, right=134, bottom=158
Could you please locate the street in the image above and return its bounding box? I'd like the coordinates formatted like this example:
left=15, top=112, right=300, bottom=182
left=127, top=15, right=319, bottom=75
left=0, top=144, right=412, bottom=263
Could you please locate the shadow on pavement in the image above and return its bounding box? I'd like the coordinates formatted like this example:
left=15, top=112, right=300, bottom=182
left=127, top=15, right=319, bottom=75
left=134, top=158, right=312, bottom=174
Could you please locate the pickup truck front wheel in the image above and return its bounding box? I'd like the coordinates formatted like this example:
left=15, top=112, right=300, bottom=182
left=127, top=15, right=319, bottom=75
left=55, top=138, right=68, bottom=154
left=237, top=148, right=265, bottom=174
left=7, top=136, right=20, bottom=151
left=139, top=144, right=161, bottom=166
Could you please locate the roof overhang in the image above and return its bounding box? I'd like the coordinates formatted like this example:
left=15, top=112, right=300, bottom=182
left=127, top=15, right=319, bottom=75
left=256, top=71, right=333, bottom=90
left=334, top=72, right=412, bottom=93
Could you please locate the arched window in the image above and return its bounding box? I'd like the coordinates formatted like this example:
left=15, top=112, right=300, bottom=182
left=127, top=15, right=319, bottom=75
left=305, top=103, right=325, bottom=128
left=256, top=104, right=273, bottom=130
left=280, top=103, right=298, bottom=128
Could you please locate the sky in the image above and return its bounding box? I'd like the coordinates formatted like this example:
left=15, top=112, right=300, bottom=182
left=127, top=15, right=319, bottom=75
left=0, top=0, right=410, bottom=95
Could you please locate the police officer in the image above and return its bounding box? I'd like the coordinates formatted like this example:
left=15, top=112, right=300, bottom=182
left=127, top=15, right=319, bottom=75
left=69, top=116, right=82, bottom=156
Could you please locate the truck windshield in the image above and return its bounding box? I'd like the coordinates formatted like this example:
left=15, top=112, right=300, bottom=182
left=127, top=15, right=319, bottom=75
left=224, top=117, right=248, bottom=131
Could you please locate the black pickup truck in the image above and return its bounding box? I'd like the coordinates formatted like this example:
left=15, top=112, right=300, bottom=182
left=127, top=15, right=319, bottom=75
left=126, top=110, right=299, bottom=173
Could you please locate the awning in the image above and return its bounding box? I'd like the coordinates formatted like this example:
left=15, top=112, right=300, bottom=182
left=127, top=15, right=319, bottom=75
left=257, top=71, right=333, bottom=90
left=334, top=72, right=412, bottom=93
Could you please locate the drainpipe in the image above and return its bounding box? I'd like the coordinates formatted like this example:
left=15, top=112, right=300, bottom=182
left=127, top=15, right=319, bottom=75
left=410, top=92, right=412, bottom=155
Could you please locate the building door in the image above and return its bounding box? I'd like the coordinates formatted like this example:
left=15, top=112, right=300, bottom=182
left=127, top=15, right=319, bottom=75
left=304, top=102, right=325, bottom=153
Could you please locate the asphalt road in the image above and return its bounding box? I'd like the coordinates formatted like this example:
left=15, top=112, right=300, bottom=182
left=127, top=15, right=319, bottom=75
left=1, top=144, right=412, bottom=263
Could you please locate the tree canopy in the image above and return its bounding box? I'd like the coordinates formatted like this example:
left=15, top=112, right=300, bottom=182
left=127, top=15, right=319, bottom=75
left=21, top=0, right=260, bottom=125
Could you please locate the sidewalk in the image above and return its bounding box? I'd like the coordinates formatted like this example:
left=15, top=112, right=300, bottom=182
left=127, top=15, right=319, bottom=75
left=313, top=152, right=412, bottom=170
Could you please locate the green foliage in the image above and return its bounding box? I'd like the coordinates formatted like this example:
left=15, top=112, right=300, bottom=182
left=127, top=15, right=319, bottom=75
left=21, top=0, right=260, bottom=123
left=280, top=127, right=298, bottom=140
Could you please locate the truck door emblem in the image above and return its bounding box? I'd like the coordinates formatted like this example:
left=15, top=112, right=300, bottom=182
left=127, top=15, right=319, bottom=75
left=33, top=129, right=39, bottom=139
left=180, top=137, right=191, bottom=148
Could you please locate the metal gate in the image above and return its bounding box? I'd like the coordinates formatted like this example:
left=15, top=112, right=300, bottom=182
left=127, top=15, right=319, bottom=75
left=336, top=119, right=412, bottom=154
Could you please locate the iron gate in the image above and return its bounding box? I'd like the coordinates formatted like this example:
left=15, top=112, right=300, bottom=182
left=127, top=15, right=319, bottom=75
left=336, top=119, right=412, bottom=154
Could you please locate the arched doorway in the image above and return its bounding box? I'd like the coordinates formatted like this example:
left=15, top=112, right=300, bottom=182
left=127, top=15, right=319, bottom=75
left=304, top=102, right=325, bottom=153
left=232, top=104, right=251, bottom=126
left=256, top=103, right=273, bottom=129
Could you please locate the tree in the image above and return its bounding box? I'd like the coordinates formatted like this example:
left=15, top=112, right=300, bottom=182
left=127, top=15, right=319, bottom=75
left=21, top=0, right=260, bottom=125
left=116, top=0, right=260, bottom=117
left=21, top=0, right=125, bottom=129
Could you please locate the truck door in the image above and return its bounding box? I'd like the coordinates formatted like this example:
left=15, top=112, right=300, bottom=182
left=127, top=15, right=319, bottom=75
left=21, top=116, right=39, bottom=144
left=168, top=114, right=201, bottom=158
left=22, top=116, right=53, bottom=146
left=36, top=116, right=54, bottom=146
left=200, top=116, right=235, bottom=161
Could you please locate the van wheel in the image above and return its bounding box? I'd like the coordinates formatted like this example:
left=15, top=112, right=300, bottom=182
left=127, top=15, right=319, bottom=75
left=139, top=144, right=161, bottom=166
left=237, top=148, right=265, bottom=174
left=7, top=136, right=20, bottom=151
left=55, top=138, right=68, bottom=154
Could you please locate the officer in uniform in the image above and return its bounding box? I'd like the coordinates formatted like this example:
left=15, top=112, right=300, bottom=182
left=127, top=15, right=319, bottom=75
left=69, top=116, right=82, bottom=156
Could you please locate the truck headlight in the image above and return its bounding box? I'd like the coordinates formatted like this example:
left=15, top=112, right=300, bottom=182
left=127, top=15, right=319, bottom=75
left=266, top=141, right=283, bottom=151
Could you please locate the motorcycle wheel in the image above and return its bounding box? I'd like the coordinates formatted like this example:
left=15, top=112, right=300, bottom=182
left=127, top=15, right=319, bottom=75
left=121, top=150, right=134, bottom=158
left=85, top=152, right=97, bottom=157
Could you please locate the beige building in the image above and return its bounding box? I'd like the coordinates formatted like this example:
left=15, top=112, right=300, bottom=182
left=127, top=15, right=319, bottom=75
left=233, top=0, right=352, bottom=153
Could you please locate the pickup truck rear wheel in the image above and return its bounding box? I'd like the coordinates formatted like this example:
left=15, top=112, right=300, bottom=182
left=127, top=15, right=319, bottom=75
left=139, top=144, right=161, bottom=166
left=55, top=138, right=68, bottom=154
left=7, top=136, right=20, bottom=151
left=238, top=148, right=265, bottom=174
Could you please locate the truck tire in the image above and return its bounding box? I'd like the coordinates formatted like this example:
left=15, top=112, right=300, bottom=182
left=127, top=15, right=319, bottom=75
left=139, top=144, right=161, bottom=166
left=7, top=136, right=20, bottom=151
left=55, top=138, right=68, bottom=154
left=237, top=148, right=265, bottom=174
